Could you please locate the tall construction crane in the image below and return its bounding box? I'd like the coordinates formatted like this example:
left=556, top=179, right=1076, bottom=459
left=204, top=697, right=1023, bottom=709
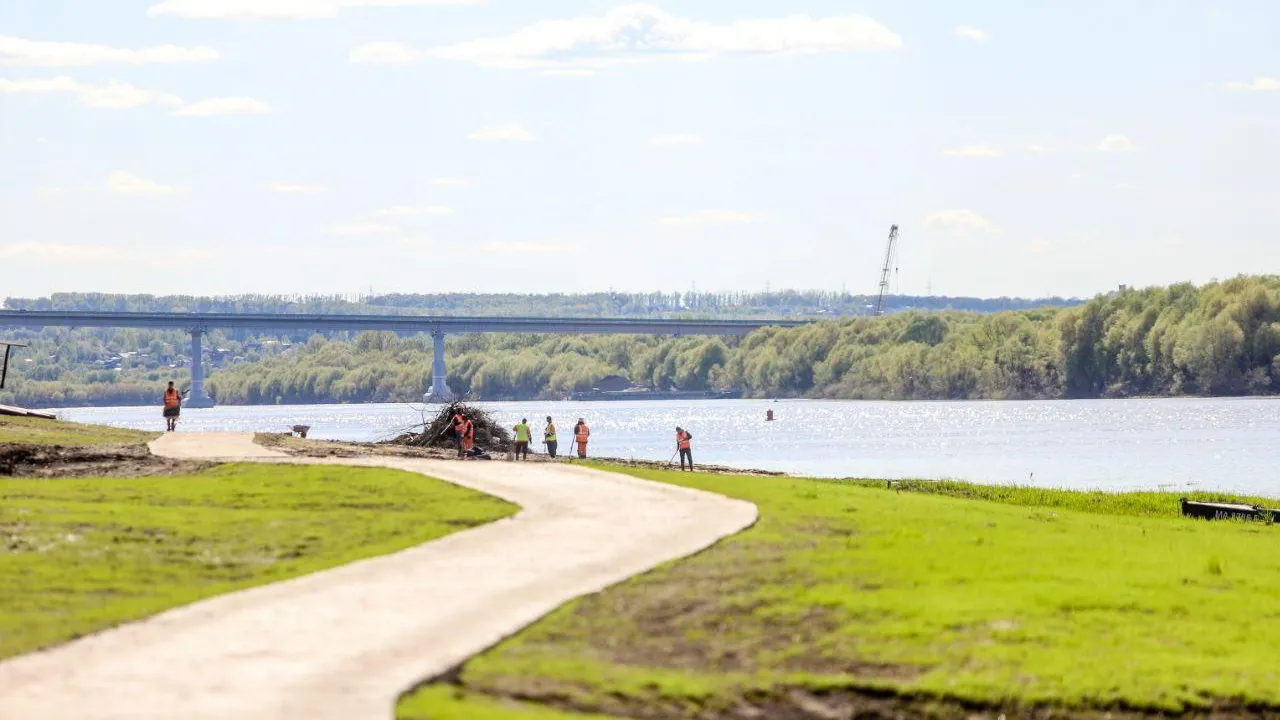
left=873, top=225, right=899, bottom=316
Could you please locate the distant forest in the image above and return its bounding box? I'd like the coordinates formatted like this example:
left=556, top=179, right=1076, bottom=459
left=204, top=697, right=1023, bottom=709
left=4, top=279, right=1278, bottom=407
left=3, top=289, right=1080, bottom=318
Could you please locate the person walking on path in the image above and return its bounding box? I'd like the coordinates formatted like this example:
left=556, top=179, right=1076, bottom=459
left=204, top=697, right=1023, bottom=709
left=675, top=426, right=694, bottom=471
left=574, top=417, right=590, bottom=459
left=162, top=382, right=182, bottom=432
left=513, top=418, right=531, bottom=460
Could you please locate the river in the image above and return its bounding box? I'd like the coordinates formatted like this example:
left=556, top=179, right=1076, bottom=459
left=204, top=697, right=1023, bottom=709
left=54, top=397, right=1280, bottom=497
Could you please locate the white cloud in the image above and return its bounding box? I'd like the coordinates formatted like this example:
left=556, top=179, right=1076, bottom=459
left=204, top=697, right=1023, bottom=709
left=1096, top=134, right=1136, bottom=152
left=1223, top=76, right=1280, bottom=92
left=480, top=241, right=578, bottom=253
left=149, top=0, right=481, bottom=20
left=954, top=25, right=989, bottom=42
left=1028, top=144, right=1048, bottom=154
left=175, top=97, right=273, bottom=116
left=943, top=144, right=1000, bottom=157
left=431, top=177, right=471, bottom=187
left=328, top=222, right=399, bottom=236
left=420, top=5, right=901, bottom=70
left=658, top=210, right=769, bottom=227
left=923, top=209, right=1000, bottom=234
left=467, top=123, right=535, bottom=141
left=0, top=242, right=116, bottom=261
left=0, top=35, right=217, bottom=67
left=0, top=76, right=182, bottom=109
left=349, top=41, right=426, bottom=64
left=83, top=81, right=183, bottom=108
left=271, top=183, right=325, bottom=193
left=107, top=171, right=178, bottom=196
left=650, top=133, right=704, bottom=147
left=373, top=205, right=453, bottom=216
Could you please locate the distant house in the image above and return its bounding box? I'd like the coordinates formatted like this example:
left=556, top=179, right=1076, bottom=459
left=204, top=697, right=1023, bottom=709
left=594, top=375, right=637, bottom=392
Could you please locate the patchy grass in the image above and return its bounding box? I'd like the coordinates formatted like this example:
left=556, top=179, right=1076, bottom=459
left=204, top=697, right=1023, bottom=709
left=0, top=415, right=156, bottom=447
left=0, top=463, right=516, bottom=659
left=847, top=478, right=1279, bottom=519
left=399, top=468, right=1280, bottom=719
left=400, top=686, right=618, bottom=720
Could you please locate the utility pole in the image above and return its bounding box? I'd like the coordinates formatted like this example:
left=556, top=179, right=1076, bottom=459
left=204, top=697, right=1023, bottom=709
left=873, top=225, right=899, bottom=316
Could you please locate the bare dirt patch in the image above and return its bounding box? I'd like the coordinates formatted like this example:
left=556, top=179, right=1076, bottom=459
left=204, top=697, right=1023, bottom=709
left=0, top=443, right=207, bottom=478
left=256, top=433, right=784, bottom=476
left=463, top=683, right=1279, bottom=720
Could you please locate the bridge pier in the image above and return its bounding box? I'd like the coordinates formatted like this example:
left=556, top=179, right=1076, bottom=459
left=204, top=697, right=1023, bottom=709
left=185, top=330, right=215, bottom=409
left=423, top=329, right=455, bottom=403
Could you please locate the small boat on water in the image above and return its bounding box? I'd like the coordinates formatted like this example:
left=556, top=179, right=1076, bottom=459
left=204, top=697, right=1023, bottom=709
left=1180, top=498, right=1278, bottom=523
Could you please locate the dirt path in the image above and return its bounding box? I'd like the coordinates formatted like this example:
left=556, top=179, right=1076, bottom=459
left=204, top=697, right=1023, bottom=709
left=0, top=433, right=758, bottom=720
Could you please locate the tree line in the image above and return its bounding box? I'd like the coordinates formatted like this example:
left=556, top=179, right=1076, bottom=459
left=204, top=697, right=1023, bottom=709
left=3, top=277, right=1276, bottom=406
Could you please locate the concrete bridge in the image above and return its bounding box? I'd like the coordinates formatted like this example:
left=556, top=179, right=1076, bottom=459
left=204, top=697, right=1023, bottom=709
left=0, top=310, right=812, bottom=407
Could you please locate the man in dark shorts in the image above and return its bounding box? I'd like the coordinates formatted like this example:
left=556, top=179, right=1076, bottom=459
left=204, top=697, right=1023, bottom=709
left=163, top=381, right=181, bottom=432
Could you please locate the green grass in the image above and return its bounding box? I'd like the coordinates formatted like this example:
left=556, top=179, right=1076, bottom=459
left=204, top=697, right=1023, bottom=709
left=846, top=478, right=1279, bottom=519
left=0, top=463, right=516, bottom=659
left=399, top=468, right=1280, bottom=718
left=0, top=415, right=157, bottom=446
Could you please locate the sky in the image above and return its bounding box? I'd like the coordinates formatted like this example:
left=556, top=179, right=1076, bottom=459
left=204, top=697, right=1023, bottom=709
left=1, top=0, right=1278, bottom=300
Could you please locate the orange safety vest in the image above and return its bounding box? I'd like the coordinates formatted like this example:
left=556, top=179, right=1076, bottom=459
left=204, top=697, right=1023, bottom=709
left=575, top=424, right=590, bottom=443
left=164, top=388, right=180, bottom=408
left=462, top=419, right=475, bottom=440
left=677, top=430, right=691, bottom=450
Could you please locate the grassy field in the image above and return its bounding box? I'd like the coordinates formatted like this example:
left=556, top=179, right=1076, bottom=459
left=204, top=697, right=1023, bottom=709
left=0, top=415, right=156, bottom=446
left=399, top=467, right=1280, bottom=719
left=0, top=463, right=516, bottom=659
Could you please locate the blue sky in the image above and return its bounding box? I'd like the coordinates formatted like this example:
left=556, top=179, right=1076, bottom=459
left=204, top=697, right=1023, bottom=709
left=1, top=0, right=1277, bottom=299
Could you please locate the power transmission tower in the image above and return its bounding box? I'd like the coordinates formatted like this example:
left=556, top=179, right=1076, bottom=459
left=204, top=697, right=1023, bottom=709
left=873, top=225, right=899, bottom=316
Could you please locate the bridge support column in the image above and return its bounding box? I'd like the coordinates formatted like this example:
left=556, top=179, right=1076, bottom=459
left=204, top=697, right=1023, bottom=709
left=424, top=329, right=454, bottom=403
left=185, top=330, right=215, bottom=409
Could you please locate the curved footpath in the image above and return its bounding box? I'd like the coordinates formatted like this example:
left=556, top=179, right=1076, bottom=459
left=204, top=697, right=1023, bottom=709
left=0, top=433, right=759, bottom=720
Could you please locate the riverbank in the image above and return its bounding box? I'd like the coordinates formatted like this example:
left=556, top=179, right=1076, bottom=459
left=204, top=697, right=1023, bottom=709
left=399, top=465, right=1280, bottom=719
left=7, top=419, right=1279, bottom=718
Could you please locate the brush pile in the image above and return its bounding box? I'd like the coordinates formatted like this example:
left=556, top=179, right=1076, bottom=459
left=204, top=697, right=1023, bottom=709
left=385, top=401, right=512, bottom=452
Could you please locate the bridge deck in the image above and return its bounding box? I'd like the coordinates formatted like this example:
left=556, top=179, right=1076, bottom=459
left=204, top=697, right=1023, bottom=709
left=0, top=311, right=809, bottom=336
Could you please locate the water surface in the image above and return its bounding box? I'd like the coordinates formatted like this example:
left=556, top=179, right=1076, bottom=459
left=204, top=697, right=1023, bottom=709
left=56, top=398, right=1280, bottom=497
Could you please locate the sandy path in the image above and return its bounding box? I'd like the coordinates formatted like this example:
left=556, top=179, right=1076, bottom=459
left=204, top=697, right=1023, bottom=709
left=0, top=433, right=757, bottom=720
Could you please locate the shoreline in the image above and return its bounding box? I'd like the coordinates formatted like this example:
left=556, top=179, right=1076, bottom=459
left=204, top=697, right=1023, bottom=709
left=19, top=393, right=1280, bottom=411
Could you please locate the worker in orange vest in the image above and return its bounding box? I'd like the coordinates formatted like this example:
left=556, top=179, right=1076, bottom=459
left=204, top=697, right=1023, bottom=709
left=675, top=426, right=694, bottom=471
left=574, top=417, right=590, bottom=459
left=452, top=411, right=468, bottom=459
left=458, top=413, right=475, bottom=460
left=162, top=381, right=181, bottom=432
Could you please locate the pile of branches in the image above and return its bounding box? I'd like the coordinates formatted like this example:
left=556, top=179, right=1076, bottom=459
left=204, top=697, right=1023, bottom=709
left=385, top=401, right=512, bottom=452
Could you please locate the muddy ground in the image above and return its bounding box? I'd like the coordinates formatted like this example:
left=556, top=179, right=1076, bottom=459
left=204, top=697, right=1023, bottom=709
left=0, top=443, right=209, bottom=478
left=255, top=433, right=784, bottom=477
